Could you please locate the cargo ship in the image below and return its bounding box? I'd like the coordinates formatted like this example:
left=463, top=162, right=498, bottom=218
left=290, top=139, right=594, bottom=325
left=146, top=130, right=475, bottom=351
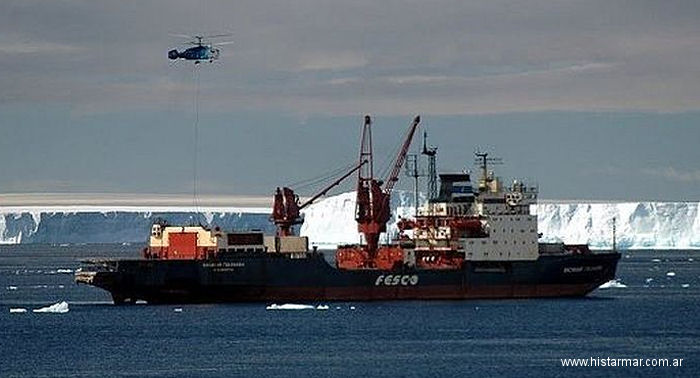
left=76, top=115, right=620, bottom=304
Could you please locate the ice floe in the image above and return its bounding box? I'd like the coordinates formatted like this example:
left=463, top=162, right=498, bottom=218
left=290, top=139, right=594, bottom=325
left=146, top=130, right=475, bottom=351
left=56, top=269, right=73, bottom=274
left=681, top=284, right=690, bottom=288
left=173, top=308, right=183, bottom=313
left=7, top=286, right=18, bottom=291
left=266, top=303, right=315, bottom=310
left=598, top=279, right=627, bottom=289
left=316, top=305, right=329, bottom=310
left=666, top=272, right=676, bottom=277
left=33, top=301, right=69, bottom=313
left=651, top=258, right=661, bottom=263
left=9, top=308, right=27, bottom=313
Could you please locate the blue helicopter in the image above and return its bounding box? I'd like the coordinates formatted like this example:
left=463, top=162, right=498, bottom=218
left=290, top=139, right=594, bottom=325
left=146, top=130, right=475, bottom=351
left=168, top=34, right=233, bottom=64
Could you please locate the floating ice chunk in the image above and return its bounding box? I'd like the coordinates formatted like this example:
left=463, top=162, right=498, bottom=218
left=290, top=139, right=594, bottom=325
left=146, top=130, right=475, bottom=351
left=645, top=278, right=654, bottom=283
left=10, top=308, right=27, bottom=313
left=135, top=300, right=148, bottom=305
left=7, top=286, right=18, bottom=290
left=33, top=301, right=69, bottom=314
left=350, top=306, right=356, bottom=310
left=598, top=279, right=627, bottom=289
left=651, top=259, right=661, bottom=263
left=335, top=306, right=341, bottom=310
left=666, top=272, right=676, bottom=277
left=688, top=258, right=694, bottom=262
left=173, top=308, right=183, bottom=312
left=681, top=284, right=690, bottom=288
left=266, top=303, right=315, bottom=310
left=316, top=305, right=329, bottom=311
left=56, top=269, right=73, bottom=274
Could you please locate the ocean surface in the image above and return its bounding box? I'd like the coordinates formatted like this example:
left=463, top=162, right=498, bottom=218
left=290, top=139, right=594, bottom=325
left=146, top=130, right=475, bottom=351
left=1, top=245, right=699, bottom=377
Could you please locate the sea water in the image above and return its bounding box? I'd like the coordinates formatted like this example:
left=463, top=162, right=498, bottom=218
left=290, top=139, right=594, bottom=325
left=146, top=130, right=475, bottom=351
left=1, top=244, right=699, bottom=377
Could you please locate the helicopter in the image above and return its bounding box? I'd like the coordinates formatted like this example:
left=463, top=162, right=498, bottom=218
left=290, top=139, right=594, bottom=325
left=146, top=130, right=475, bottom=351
left=168, top=34, right=233, bottom=64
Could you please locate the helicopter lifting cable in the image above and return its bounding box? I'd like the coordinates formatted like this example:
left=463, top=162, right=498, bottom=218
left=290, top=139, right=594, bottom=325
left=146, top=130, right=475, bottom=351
left=192, top=63, right=205, bottom=224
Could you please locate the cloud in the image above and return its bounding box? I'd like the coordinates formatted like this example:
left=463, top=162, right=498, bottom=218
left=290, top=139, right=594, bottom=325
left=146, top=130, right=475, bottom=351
left=1, top=0, right=700, bottom=116
left=292, top=51, right=368, bottom=72
left=0, top=39, right=82, bottom=54
left=641, top=167, right=700, bottom=183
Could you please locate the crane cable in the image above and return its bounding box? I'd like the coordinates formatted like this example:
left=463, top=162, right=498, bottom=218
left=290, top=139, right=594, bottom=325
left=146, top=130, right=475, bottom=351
left=378, top=122, right=414, bottom=182
left=287, top=160, right=359, bottom=192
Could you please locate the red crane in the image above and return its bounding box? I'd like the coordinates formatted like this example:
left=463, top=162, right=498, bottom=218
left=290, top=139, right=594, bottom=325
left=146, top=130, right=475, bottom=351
left=271, top=160, right=367, bottom=236
left=355, top=115, right=421, bottom=256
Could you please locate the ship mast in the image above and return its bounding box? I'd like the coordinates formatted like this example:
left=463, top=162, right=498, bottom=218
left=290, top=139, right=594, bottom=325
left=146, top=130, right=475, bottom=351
left=422, top=131, right=438, bottom=201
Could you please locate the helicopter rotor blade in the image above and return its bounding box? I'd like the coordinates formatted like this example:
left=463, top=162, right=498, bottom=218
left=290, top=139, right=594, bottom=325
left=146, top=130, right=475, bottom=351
left=213, top=41, right=234, bottom=46
left=203, top=33, right=233, bottom=39
left=169, top=33, right=195, bottom=39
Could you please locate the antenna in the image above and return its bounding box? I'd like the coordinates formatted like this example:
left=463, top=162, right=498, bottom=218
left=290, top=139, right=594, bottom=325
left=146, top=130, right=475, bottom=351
left=474, top=151, right=502, bottom=193
left=405, top=154, right=427, bottom=216
left=612, top=217, right=617, bottom=252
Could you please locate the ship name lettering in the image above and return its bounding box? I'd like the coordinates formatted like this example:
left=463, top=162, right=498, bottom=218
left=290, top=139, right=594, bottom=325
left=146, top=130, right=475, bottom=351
left=563, top=265, right=603, bottom=274
left=202, top=262, right=245, bottom=268
left=375, top=274, right=419, bottom=286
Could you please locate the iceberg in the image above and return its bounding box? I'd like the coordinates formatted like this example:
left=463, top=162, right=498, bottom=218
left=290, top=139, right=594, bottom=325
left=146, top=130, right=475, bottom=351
left=9, top=308, right=27, bottom=313
left=2, top=191, right=699, bottom=249
left=300, top=192, right=700, bottom=250
left=598, top=279, right=627, bottom=289
left=32, top=301, right=69, bottom=313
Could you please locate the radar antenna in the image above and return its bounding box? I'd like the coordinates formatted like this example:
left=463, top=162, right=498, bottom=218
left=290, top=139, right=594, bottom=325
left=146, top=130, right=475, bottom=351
left=474, top=151, right=502, bottom=193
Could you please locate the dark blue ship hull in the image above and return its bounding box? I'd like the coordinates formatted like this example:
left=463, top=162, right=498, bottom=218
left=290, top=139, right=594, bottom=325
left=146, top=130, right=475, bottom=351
left=76, top=251, right=620, bottom=304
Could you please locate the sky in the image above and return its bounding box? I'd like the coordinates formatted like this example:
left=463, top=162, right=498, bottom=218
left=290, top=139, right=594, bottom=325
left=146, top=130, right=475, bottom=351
left=1, top=0, right=699, bottom=201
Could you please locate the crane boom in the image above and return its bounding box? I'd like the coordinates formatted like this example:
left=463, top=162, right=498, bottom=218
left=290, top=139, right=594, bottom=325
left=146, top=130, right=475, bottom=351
left=382, top=115, right=421, bottom=195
